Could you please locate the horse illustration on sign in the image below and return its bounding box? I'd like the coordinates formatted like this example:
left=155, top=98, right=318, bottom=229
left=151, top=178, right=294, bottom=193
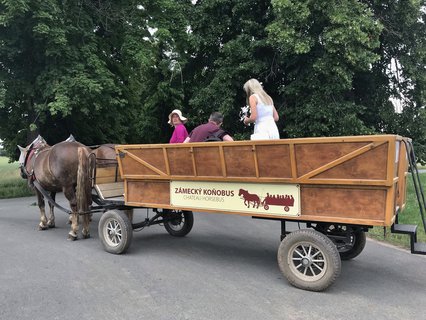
left=238, top=189, right=260, bottom=208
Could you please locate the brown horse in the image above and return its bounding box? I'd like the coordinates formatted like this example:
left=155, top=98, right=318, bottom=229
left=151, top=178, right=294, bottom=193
left=92, top=143, right=117, bottom=166
left=18, top=135, right=93, bottom=240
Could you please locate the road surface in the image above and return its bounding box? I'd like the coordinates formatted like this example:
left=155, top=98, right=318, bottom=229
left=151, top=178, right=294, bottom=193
left=0, top=195, right=425, bottom=320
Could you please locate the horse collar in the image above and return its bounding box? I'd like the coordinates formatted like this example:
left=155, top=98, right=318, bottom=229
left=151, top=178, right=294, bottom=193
left=24, top=146, right=48, bottom=181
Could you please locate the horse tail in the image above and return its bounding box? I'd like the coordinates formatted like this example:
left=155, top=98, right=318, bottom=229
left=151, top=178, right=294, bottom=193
left=76, top=147, right=93, bottom=215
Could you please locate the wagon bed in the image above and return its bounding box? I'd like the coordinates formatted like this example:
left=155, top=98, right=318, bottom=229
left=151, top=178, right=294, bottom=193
left=115, top=134, right=407, bottom=227
left=93, top=134, right=425, bottom=292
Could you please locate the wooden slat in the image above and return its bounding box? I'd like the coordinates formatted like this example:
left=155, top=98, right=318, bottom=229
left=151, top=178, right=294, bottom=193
left=122, top=150, right=167, bottom=176
left=95, top=166, right=122, bottom=184
left=95, top=182, right=124, bottom=199
left=297, top=141, right=387, bottom=181
left=252, top=145, right=260, bottom=178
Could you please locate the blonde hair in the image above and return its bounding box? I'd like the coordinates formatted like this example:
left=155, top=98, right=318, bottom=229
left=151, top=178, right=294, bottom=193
left=243, top=79, right=273, bottom=105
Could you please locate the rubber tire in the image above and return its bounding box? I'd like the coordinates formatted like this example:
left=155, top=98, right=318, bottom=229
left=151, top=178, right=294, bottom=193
left=278, top=229, right=341, bottom=292
left=98, top=210, right=133, bottom=254
left=163, top=210, right=194, bottom=237
left=339, top=230, right=366, bottom=261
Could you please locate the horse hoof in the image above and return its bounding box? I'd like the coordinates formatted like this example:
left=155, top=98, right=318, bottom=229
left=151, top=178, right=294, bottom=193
left=67, top=233, right=78, bottom=241
left=48, top=223, right=55, bottom=228
left=82, top=233, right=91, bottom=239
left=39, top=225, right=48, bottom=231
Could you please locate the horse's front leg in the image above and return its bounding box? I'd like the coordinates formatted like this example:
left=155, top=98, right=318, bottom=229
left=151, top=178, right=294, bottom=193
left=64, top=188, right=79, bottom=240
left=47, top=192, right=56, bottom=228
left=36, top=190, right=49, bottom=230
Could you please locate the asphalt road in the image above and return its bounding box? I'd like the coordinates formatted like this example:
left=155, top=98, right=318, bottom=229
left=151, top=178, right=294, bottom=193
left=0, top=194, right=425, bottom=320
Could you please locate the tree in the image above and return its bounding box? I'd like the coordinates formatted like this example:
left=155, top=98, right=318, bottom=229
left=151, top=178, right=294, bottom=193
left=0, top=0, right=148, bottom=157
left=130, top=0, right=193, bottom=143
left=267, top=0, right=383, bottom=137
left=1, top=0, right=425, bottom=163
left=360, top=0, right=426, bottom=162
left=184, top=0, right=279, bottom=139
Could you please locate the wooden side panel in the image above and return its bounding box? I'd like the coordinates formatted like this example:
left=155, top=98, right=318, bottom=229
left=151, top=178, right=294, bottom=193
left=95, top=166, right=123, bottom=184
left=223, top=145, right=257, bottom=177
left=116, top=135, right=406, bottom=226
left=126, top=180, right=170, bottom=205
left=295, top=142, right=367, bottom=177
left=95, top=182, right=124, bottom=199
left=131, top=149, right=166, bottom=172
left=313, top=143, right=388, bottom=180
left=167, top=148, right=194, bottom=176
left=193, top=146, right=223, bottom=176
left=256, top=144, right=292, bottom=178
left=301, top=186, right=387, bottom=221
left=120, top=156, right=159, bottom=176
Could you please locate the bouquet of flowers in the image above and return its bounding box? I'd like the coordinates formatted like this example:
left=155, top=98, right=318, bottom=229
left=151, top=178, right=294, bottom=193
left=239, top=105, right=250, bottom=125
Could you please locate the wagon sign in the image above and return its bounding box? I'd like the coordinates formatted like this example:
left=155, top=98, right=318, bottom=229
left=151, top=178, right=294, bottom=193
left=170, top=181, right=300, bottom=216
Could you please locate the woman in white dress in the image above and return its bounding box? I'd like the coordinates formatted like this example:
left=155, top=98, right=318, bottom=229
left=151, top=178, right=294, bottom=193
left=243, top=79, right=279, bottom=140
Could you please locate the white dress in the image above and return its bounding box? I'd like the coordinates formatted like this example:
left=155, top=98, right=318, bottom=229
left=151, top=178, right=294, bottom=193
left=251, top=94, right=279, bottom=140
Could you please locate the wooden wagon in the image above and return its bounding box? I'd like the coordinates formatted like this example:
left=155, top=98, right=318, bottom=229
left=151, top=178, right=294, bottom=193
left=92, top=134, right=426, bottom=291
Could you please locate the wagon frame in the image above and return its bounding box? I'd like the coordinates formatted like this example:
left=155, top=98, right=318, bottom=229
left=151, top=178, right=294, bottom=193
left=90, top=134, right=426, bottom=291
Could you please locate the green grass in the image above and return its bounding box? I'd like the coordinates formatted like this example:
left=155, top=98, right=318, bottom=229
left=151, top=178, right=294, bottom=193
left=0, top=156, right=33, bottom=199
left=368, top=172, right=426, bottom=248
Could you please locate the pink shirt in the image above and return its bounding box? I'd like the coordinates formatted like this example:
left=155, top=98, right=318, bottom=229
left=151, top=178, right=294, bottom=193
left=169, top=124, right=189, bottom=143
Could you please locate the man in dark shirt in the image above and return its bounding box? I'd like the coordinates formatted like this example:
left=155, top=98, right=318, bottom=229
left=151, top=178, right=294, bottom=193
left=184, top=112, right=233, bottom=143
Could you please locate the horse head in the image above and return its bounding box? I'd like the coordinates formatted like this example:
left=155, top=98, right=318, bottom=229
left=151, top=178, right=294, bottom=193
left=238, top=189, right=245, bottom=196
left=17, top=145, right=28, bottom=179
left=17, top=135, right=49, bottom=179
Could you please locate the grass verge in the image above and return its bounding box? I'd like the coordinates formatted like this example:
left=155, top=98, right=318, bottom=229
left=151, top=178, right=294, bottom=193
left=0, top=156, right=33, bottom=199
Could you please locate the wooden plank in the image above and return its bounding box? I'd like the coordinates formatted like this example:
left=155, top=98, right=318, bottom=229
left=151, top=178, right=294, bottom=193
left=219, top=145, right=226, bottom=177
left=193, top=146, right=222, bottom=176
left=122, top=150, right=167, bottom=176
left=252, top=145, right=260, bottom=178
left=300, top=186, right=387, bottom=221
left=256, top=144, right=292, bottom=178
left=297, top=141, right=387, bottom=181
left=223, top=145, right=257, bottom=177
left=95, top=182, right=124, bottom=199
left=166, top=148, right=194, bottom=176
left=126, top=180, right=170, bottom=205
left=95, top=166, right=122, bottom=184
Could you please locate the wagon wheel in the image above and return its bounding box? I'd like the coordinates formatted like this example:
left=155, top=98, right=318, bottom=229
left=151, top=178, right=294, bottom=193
left=264, top=204, right=269, bottom=210
left=277, top=229, right=341, bottom=291
left=315, top=224, right=367, bottom=260
left=163, top=210, right=194, bottom=237
left=98, top=210, right=133, bottom=254
left=284, top=206, right=289, bottom=212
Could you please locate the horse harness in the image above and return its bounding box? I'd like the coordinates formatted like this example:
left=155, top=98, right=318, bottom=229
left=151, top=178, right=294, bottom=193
left=22, top=143, right=52, bottom=182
